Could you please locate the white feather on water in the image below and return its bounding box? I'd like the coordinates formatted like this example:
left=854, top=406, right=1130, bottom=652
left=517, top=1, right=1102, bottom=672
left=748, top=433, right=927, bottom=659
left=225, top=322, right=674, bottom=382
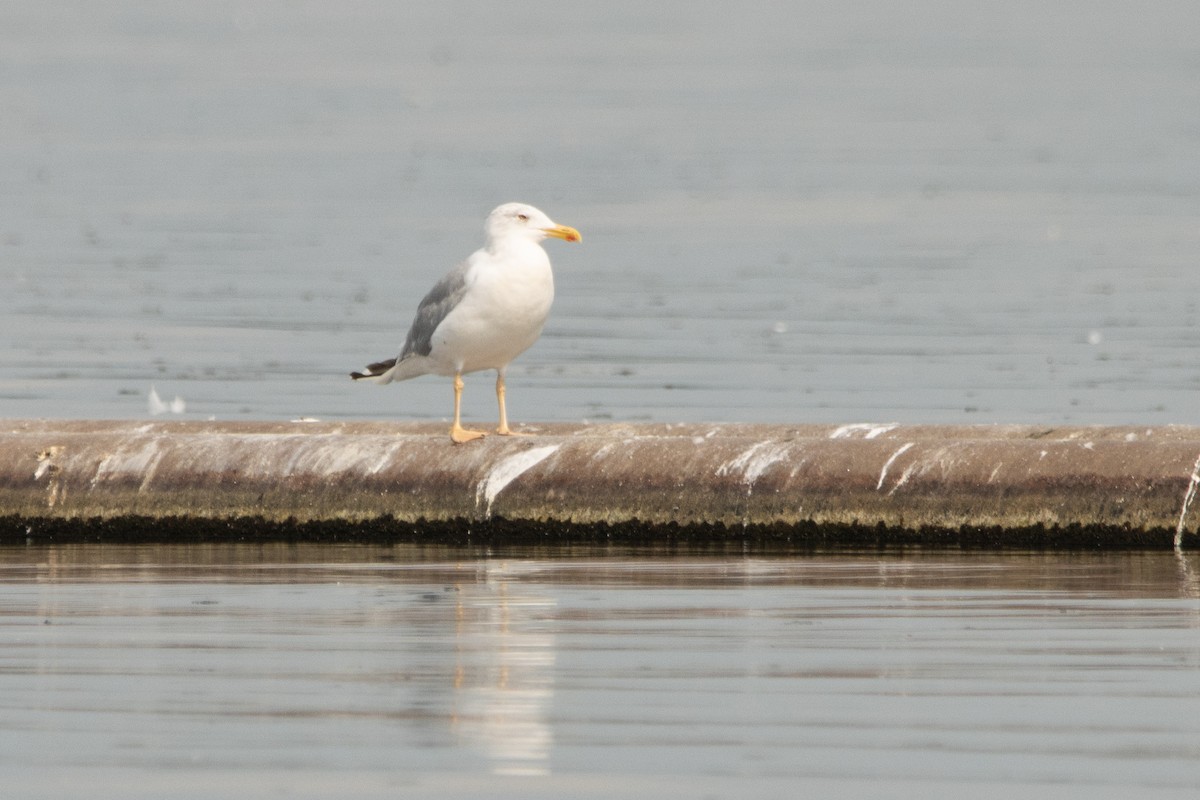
left=148, top=386, right=186, bottom=416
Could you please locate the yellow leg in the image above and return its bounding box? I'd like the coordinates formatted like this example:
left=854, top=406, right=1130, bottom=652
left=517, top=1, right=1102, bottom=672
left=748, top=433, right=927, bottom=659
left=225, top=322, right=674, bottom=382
left=449, top=373, right=487, bottom=444
left=495, top=372, right=525, bottom=436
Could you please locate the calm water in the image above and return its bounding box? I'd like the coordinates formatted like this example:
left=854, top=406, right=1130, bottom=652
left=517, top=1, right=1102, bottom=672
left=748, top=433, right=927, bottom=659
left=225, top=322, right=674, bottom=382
left=7, top=9, right=1200, bottom=795
left=2, top=1, right=1199, bottom=426
left=0, top=546, right=1199, bottom=798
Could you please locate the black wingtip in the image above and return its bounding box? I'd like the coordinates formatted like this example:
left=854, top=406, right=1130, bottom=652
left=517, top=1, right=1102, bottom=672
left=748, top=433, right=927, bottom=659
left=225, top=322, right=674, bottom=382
left=350, top=358, right=397, bottom=381
left=367, top=358, right=398, bottom=373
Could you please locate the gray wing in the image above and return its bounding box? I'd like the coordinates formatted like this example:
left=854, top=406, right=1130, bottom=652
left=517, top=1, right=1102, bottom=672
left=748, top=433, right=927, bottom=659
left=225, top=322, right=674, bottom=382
left=399, top=261, right=471, bottom=359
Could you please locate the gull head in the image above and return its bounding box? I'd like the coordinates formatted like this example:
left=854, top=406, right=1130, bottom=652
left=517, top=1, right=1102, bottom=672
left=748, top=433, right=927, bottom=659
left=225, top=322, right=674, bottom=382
left=485, top=202, right=581, bottom=246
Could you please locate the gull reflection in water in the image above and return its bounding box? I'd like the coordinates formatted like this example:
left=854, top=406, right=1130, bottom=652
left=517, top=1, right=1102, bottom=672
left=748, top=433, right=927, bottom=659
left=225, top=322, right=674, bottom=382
left=449, top=562, right=556, bottom=777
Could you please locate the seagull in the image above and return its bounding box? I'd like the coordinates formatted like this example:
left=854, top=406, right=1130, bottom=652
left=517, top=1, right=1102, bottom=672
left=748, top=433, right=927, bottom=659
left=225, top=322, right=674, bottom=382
left=351, top=202, right=581, bottom=443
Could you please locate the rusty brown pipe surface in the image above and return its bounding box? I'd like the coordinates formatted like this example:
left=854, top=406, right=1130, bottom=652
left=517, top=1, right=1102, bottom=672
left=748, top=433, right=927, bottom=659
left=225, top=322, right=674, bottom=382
left=2, top=419, right=1199, bottom=547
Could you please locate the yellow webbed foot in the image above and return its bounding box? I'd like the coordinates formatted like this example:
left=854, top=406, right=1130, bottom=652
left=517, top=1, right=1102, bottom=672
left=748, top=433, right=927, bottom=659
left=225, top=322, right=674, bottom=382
left=450, top=424, right=488, bottom=444
left=495, top=423, right=531, bottom=437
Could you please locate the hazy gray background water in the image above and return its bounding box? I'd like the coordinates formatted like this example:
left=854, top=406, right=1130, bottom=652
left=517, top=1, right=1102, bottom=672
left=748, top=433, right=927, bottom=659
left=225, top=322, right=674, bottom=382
left=2, top=546, right=1199, bottom=799
left=3, top=1, right=1199, bottom=426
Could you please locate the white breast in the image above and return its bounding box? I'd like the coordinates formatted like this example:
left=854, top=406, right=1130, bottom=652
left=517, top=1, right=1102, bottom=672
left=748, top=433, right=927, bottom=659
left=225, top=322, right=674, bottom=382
left=428, top=244, right=555, bottom=374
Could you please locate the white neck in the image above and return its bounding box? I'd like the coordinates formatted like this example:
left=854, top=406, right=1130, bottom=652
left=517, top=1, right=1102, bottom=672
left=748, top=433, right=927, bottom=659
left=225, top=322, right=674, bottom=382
left=487, top=235, right=546, bottom=259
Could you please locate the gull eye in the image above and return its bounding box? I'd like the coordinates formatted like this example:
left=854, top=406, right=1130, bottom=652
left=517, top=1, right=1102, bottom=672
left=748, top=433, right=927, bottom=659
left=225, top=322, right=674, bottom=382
left=516, top=213, right=529, bottom=222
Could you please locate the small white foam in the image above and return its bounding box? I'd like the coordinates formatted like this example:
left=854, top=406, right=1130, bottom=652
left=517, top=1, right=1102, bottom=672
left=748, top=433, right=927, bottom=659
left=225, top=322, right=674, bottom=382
left=476, top=445, right=561, bottom=518
left=148, top=385, right=185, bottom=415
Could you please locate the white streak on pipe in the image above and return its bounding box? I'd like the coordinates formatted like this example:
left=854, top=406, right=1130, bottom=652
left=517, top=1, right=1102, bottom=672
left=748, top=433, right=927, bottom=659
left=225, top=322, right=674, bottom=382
left=830, top=423, right=899, bottom=440
left=876, top=443, right=915, bottom=491
left=1174, top=452, right=1200, bottom=549
left=476, top=445, right=561, bottom=518
left=716, top=441, right=792, bottom=485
